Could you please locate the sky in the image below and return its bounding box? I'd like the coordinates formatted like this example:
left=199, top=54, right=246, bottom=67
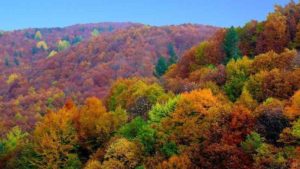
left=0, top=0, right=292, bottom=31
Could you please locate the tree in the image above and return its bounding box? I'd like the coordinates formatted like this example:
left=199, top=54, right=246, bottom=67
left=31, top=102, right=80, bottom=169
left=148, top=96, right=179, bottom=123
left=36, top=41, right=48, bottom=50
left=284, top=90, right=300, bottom=119
left=57, top=40, right=71, bottom=51
left=6, top=73, right=19, bottom=85
left=254, top=98, right=289, bottom=145
left=279, top=117, right=300, bottom=145
left=34, top=31, right=42, bottom=40
left=0, top=127, right=28, bottom=168
left=223, top=26, right=241, bottom=63
left=91, top=29, right=100, bottom=37
left=238, top=20, right=259, bottom=57
left=118, top=117, right=156, bottom=154
left=4, top=56, right=10, bottom=67
left=293, top=22, right=300, bottom=49
left=48, top=50, right=58, bottom=58
left=241, top=132, right=264, bottom=153
left=155, top=56, right=168, bottom=77
left=167, top=43, right=178, bottom=65
left=14, top=57, right=20, bottom=66
left=106, top=78, right=167, bottom=117
left=256, top=12, right=288, bottom=53
left=236, top=88, right=258, bottom=110
left=224, top=56, right=252, bottom=101
left=75, top=97, right=127, bottom=152
left=251, top=49, right=296, bottom=73
left=162, top=89, right=229, bottom=146
left=157, top=154, right=192, bottom=169
left=102, top=138, right=142, bottom=169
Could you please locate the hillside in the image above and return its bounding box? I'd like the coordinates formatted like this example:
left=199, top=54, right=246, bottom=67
left=0, top=23, right=219, bottom=131
left=0, top=22, right=139, bottom=73
left=2, top=1, right=300, bottom=169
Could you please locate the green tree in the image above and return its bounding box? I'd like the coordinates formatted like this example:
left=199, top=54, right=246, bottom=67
left=118, top=117, right=156, bottom=154
left=14, top=57, right=20, bottom=66
left=4, top=56, right=10, bottom=67
left=155, top=56, right=168, bottom=77
left=91, top=29, right=100, bottom=37
left=148, top=96, right=179, bottom=123
left=167, top=43, right=178, bottom=65
left=223, top=26, right=241, bottom=63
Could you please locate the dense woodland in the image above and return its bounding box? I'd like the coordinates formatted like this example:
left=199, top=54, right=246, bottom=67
left=2, top=1, right=300, bottom=169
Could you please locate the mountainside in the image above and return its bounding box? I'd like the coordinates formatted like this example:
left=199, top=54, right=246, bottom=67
left=0, top=23, right=219, bottom=131
left=2, top=1, right=300, bottom=169
left=0, top=22, right=139, bottom=73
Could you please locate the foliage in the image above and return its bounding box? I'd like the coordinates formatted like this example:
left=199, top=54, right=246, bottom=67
left=155, top=56, right=168, bottom=77
left=223, top=26, right=241, bottom=63
left=48, top=50, right=58, bottom=58
left=102, top=138, right=142, bottom=169
left=75, top=97, right=127, bottom=152
left=34, top=31, right=42, bottom=40
left=118, top=117, right=156, bottom=154
left=241, top=132, right=264, bottom=153
left=36, top=41, right=48, bottom=50
left=30, top=103, right=79, bottom=169
left=57, top=40, right=71, bottom=51
left=6, top=73, right=19, bottom=84
left=224, top=56, right=252, bottom=101
left=106, top=78, right=167, bottom=118
left=284, top=90, right=300, bottom=119
left=148, top=96, right=179, bottom=123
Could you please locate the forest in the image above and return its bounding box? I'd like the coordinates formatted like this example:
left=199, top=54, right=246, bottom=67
left=1, top=1, right=300, bottom=169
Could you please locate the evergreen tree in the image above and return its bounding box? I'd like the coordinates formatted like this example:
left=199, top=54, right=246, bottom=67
left=4, top=56, right=10, bottom=67
left=167, top=43, right=178, bottom=65
left=14, top=57, right=19, bottom=66
left=155, top=56, right=168, bottom=77
left=223, top=26, right=241, bottom=63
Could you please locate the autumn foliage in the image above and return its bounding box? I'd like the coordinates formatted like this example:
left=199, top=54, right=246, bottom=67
left=2, top=1, right=300, bottom=168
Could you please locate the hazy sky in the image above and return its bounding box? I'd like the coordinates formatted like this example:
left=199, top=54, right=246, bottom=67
left=0, top=0, right=292, bottom=30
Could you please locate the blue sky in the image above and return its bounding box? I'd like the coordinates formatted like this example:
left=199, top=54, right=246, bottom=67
left=0, top=0, right=291, bottom=30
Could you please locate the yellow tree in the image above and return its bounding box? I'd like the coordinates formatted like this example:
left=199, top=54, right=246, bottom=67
left=31, top=101, right=81, bottom=169
left=284, top=90, right=300, bottom=119
left=75, top=97, right=127, bottom=152
left=101, top=138, right=142, bottom=169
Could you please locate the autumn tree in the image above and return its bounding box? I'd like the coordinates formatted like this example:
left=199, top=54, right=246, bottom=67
left=30, top=102, right=81, bottom=169
left=0, top=127, right=28, bottom=169
left=224, top=56, right=252, bottom=101
left=57, top=40, right=71, bottom=51
left=293, top=23, right=300, bottom=49
left=106, top=78, right=167, bottom=118
left=238, top=20, right=259, bottom=57
left=256, top=12, right=288, bottom=53
left=101, top=138, right=142, bottom=169
left=251, top=49, right=296, bottom=73
left=284, top=90, right=300, bottom=119
left=74, top=97, right=127, bottom=153
left=34, top=31, right=42, bottom=40
left=36, top=41, right=48, bottom=51
left=254, top=98, right=289, bottom=145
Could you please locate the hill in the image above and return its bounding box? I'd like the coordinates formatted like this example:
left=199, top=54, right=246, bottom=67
left=0, top=23, right=219, bottom=131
